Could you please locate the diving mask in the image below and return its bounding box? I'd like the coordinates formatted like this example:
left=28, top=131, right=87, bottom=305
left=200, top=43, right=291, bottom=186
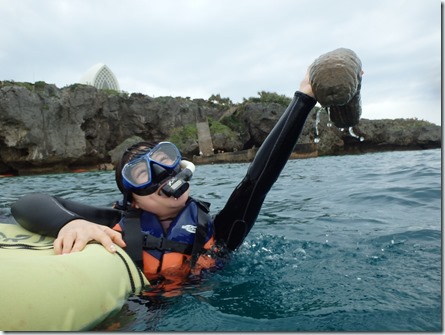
left=121, top=142, right=195, bottom=197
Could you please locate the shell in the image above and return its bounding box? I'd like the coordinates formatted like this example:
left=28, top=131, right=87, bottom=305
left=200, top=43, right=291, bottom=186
left=309, top=48, right=362, bottom=106
left=309, top=48, right=363, bottom=128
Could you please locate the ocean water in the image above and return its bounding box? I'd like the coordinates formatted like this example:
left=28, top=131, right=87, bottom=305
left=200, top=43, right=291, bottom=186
left=0, top=149, right=441, bottom=331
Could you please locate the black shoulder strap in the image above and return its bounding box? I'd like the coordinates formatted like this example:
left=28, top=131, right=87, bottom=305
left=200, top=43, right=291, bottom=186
left=190, top=198, right=212, bottom=268
left=121, top=209, right=143, bottom=268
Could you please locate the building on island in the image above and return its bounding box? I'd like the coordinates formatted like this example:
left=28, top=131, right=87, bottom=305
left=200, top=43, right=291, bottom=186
left=79, top=63, right=120, bottom=91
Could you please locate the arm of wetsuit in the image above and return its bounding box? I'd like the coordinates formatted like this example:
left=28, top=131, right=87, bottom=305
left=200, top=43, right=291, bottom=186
left=10, top=193, right=122, bottom=237
left=213, top=91, right=316, bottom=251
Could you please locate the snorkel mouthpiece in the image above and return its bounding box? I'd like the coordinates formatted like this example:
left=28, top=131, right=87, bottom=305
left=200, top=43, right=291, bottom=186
left=161, top=160, right=195, bottom=198
left=161, top=178, right=190, bottom=198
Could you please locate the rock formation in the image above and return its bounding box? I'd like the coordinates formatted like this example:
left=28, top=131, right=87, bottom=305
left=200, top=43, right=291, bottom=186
left=0, top=81, right=440, bottom=175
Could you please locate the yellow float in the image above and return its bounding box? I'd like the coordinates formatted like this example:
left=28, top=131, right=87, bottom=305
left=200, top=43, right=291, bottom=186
left=0, top=223, right=148, bottom=331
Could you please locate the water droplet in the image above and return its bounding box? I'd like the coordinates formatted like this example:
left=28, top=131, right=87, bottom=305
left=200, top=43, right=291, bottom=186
left=348, top=127, right=365, bottom=141
left=313, top=109, right=322, bottom=143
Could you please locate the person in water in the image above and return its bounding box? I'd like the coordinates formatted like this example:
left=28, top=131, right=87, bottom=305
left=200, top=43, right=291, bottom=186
left=11, top=61, right=362, bottom=290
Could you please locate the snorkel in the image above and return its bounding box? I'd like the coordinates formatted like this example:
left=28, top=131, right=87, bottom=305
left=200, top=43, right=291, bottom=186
left=160, top=160, right=195, bottom=198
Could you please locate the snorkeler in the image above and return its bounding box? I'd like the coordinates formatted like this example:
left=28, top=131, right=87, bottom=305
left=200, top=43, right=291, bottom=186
left=11, top=49, right=363, bottom=289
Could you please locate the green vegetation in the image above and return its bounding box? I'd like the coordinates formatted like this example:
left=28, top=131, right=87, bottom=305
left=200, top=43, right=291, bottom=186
left=388, top=118, right=436, bottom=130
left=66, top=83, right=89, bottom=91
left=100, top=88, right=129, bottom=98
left=167, top=124, right=198, bottom=152
left=218, top=114, right=245, bottom=135
left=65, top=84, right=130, bottom=98
left=167, top=119, right=240, bottom=152
left=34, top=81, right=47, bottom=90
left=3, top=81, right=35, bottom=91
left=209, top=118, right=236, bottom=135
left=208, top=94, right=233, bottom=106
left=209, top=117, right=240, bottom=144
left=400, top=118, right=434, bottom=126
left=2, top=81, right=57, bottom=97
left=208, top=118, right=228, bottom=133
left=243, top=91, right=292, bottom=107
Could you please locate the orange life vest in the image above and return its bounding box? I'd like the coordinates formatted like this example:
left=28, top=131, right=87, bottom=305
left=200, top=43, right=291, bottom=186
left=113, top=198, right=220, bottom=292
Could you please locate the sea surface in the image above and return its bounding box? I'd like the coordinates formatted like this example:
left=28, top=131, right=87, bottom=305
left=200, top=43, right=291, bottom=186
left=0, top=149, right=441, bottom=331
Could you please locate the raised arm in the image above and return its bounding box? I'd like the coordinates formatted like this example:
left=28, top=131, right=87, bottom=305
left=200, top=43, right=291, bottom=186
left=213, top=70, right=317, bottom=250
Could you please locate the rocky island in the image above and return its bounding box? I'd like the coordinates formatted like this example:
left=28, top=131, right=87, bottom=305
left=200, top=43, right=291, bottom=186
left=0, top=81, right=440, bottom=176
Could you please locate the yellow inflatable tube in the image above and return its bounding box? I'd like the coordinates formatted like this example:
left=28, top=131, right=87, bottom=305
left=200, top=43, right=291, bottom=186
left=0, top=223, right=149, bottom=331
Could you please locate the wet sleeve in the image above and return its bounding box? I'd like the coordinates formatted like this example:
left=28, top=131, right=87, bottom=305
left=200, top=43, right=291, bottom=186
left=10, top=193, right=122, bottom=237
left=213, top=91, right=317, bottom=251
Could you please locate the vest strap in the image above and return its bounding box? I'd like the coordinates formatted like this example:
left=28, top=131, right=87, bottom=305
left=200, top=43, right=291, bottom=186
left=142, top=233, right=193, bottom=254
left=190, top=199, right=211, bottom=267
left=121, top=198, right=212, bottom=269
left=121, top=210, right=143, bottom=268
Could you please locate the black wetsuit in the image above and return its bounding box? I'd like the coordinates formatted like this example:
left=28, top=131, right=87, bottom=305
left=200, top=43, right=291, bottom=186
left=11, top=92, right=316, bottom=253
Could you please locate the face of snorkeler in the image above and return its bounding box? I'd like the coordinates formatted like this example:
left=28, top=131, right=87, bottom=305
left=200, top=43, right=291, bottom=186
left=131, top=183, right=190, bottom=220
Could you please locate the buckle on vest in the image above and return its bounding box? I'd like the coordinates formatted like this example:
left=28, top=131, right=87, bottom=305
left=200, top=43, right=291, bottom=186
left=156, top=237, right=165, bottom=250
left=141, top=232, right=193, bottom=254
left=143, top=233, right=166, bottom=250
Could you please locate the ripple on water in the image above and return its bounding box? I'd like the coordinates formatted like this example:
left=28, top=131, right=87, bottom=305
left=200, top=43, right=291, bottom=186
left=1, top=149, right=441, bottom=331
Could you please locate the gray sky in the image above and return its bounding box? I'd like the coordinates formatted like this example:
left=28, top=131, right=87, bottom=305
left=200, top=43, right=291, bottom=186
left=1, top=0, right=441, bottom=125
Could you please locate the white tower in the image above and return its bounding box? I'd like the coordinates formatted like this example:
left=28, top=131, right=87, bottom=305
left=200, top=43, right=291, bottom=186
left=79, top=63, right=120, bottom=91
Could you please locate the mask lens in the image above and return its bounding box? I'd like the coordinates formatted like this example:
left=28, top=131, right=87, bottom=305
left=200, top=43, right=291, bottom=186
left=122, top=159, right=151, bottom=187
left=121, top=142, right=181, bottom=193
left=149, top=142, right=180, bottom=167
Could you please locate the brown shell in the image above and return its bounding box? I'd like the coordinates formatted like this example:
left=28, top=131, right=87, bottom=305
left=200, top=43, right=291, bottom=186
left=309, top=48, right=362, bottom=106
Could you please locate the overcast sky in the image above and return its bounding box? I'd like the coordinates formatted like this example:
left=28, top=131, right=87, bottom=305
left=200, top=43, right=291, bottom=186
left=1, top=0, right=441, bottom=125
